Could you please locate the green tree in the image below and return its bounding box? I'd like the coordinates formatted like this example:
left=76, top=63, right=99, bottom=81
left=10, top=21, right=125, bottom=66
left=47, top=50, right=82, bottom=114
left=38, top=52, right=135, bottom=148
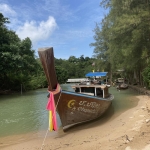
left=0, top=13, right=39, bottom=92
left=91, top=0, right=150, bottom=85
left=55, top=66, right=68, bottom=83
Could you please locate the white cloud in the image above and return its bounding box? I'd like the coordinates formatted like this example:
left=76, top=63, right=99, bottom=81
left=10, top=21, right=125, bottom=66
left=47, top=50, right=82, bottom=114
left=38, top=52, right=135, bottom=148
left=0, top=3, right=16, bottom=17
left=16, top=16, right=58, bottom=44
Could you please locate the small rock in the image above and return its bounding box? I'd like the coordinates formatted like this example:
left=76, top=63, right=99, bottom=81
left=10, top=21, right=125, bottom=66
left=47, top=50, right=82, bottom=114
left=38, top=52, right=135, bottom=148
left=126, top=140, right=130, bottom=143
left=146, top=119, right=150, bottom=123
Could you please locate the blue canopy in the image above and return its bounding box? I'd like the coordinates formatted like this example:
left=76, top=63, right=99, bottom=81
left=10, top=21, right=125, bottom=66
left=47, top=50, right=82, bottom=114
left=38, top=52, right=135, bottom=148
left=85, top=72, right=108, bottom=77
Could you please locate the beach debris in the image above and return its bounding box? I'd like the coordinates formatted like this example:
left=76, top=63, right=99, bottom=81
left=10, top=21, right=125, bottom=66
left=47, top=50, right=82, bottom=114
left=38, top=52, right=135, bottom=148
left=146, top=119, right=150, bottom=123
left=119, top=134, right=132, bottom=144
left=125, top=135, right=130, bottom=142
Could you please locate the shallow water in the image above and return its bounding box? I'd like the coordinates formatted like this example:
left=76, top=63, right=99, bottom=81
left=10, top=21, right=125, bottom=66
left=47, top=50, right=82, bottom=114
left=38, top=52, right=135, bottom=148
left=0, top=84, right=139, bottom=139
left=0, top=89, right=49, bottom=137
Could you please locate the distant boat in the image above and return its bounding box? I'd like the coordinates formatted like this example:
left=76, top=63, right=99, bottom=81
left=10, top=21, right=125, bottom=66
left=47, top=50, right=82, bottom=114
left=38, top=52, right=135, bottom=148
left=116, top=78, right=128, bottom=90
left=38, top=47, right=114, bottom=130
left=116, top=83, right=128, bottom=90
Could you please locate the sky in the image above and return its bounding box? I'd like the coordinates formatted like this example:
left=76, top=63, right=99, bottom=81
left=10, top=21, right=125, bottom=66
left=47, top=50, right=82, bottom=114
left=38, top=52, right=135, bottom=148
left=0, top=0, right=107, bottom=59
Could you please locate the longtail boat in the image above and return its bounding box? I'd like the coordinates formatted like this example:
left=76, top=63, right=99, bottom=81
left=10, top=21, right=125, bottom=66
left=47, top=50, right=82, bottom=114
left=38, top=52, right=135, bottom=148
left=116, top=83, right=128, bottom=90
left=38, top=47, right=114, bottom=130
left=116, top=78, right=128, bottom=90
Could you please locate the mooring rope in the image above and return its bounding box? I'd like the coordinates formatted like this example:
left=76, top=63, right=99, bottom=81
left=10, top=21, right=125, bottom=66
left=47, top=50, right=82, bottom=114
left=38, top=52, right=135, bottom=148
left=40, top=89, right=62, bottom=150
left=40, top=129, right=49, bottom=150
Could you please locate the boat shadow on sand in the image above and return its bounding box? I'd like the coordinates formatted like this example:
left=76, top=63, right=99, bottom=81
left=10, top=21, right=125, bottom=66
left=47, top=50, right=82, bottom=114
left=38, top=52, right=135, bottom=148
left=58, top=104, right=115, bottom=133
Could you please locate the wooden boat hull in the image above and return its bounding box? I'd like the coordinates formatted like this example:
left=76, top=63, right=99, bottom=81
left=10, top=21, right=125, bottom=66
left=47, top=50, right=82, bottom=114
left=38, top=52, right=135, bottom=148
left=55, top=90, right=113, bottom=130
left=38, top=47, right=114, bottom=130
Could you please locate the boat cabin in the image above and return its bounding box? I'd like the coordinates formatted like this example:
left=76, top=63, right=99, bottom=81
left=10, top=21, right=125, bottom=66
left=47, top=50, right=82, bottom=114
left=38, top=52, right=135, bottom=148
left=72, top=84, right=109, bottom=98
left=72, top=71, right=110, bottom=98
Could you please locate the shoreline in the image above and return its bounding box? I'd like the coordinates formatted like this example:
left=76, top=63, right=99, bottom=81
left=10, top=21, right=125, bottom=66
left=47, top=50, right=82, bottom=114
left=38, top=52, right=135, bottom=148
left=1, top=92, right=150, bottom=150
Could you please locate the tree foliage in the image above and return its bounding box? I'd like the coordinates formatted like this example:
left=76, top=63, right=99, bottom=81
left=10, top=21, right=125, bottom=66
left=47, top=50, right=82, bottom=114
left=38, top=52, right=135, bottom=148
left=0, top=13, right=40, bottom=92
left=54, top=56, right=96, bottom=83
left=91, top=0, right=150, bottom=86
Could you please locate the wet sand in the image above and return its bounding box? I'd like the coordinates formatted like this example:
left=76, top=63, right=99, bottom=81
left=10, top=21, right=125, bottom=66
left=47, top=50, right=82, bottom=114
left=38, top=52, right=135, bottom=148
left=1, top=95, right=150, bottom=150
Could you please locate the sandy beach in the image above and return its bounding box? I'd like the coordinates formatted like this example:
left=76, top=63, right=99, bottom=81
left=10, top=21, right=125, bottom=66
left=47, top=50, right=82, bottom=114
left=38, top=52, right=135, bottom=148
left=1, top=94, right=150, bottom=150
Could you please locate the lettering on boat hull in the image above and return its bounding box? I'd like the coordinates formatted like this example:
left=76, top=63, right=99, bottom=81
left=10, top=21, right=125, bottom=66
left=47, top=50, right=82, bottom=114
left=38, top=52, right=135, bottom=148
left=67, top=100, right=100, bottom=114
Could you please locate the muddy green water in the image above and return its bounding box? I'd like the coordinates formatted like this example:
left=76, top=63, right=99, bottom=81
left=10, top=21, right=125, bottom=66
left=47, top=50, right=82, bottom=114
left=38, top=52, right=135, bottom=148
left=0, top=84, right=139, bottom=138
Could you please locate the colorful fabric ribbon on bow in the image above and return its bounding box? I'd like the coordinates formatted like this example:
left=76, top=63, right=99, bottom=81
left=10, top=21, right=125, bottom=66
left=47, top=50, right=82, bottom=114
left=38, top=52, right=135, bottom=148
left=46, top=92, right=57, bottom=131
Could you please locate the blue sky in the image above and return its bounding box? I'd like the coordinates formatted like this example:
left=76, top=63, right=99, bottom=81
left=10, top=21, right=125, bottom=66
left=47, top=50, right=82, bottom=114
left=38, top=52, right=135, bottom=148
left=0, top=0, right=107, bottom=59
